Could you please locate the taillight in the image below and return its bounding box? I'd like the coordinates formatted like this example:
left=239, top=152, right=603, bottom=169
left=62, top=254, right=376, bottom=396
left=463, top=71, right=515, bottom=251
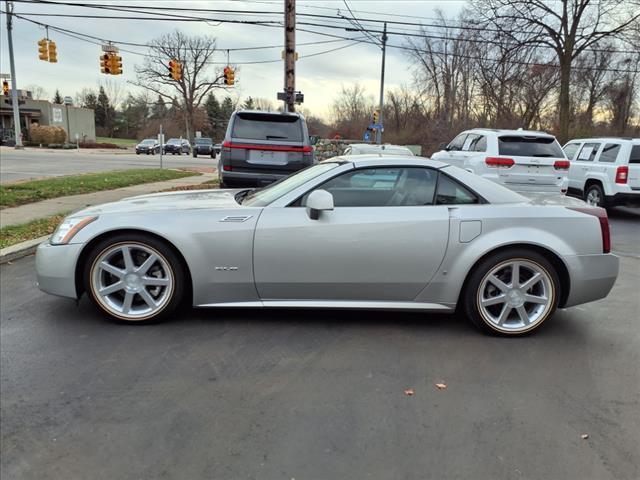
left=222, top=140, right=232, bottom=149
left=568, top=207, right=610, bottom=254
left=615, top=165, right=628, bottom=184
left=554, top=160, right=570, bottom=170
left=223, top=165, right=232, bottom=171
left=302, top=145, right=313, bottom=153
left=485, top=157, right=515, bottom=168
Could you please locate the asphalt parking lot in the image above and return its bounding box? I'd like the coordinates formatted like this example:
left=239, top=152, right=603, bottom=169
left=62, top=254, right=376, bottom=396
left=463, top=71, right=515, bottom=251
left=1, top=210, right=639, bottom=480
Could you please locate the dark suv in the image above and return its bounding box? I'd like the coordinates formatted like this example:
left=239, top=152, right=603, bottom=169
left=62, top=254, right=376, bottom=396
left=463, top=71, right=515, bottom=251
left=219, top=110, right=315, bottom=187
left=163, top=138, right=190, bottom=155
left=193, top=137, right=214, bottom=157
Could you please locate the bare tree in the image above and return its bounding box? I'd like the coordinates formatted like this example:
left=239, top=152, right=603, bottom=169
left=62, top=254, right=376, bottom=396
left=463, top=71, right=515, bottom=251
left=133, top=30, right=225, bottom=140
left=253, top=97, right=275, bottom=111
left=25, top=84, right=48, bottom=101
left=331, top=83, right=375, bottom=138
left=476, top=0, right=639, bottom=142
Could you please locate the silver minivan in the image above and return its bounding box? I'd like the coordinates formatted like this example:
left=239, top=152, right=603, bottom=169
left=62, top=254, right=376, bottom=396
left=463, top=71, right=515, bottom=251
left=219, top=110, right=315, bottom=188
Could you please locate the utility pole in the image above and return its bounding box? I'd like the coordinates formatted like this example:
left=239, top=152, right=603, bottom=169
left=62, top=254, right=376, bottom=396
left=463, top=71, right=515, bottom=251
left=5, top=1, right=23, bottom=148
left=376, top=22, right=388, bottom=145
left=284, top=0, right=296, bottom=112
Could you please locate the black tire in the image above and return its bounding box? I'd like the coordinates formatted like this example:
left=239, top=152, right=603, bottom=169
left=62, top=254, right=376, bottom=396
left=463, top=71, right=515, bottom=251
left=462, top=248, right=560, bottom=336
left=83, top=232, right=187, bottom=324
left=584, top=183, right=607, bottom=208
left=193, top=152, right=198, bottom=158
left=136, top=152, right=140, bottom=155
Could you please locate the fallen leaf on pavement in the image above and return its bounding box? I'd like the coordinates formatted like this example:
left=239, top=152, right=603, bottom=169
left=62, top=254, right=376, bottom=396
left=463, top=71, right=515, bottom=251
left=404, top=388, right=414, bottom=396
left=581, top=434, right=589, bottom=440
left=435, top=383, right=447, bottom=390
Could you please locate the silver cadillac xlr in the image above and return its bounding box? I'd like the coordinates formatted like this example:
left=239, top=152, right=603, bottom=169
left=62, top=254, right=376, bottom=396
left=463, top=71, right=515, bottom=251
left=36, top=156, right=619, bottom=336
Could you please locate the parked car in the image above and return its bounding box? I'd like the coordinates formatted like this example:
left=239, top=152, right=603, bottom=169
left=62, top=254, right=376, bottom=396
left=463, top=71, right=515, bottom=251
left=135, top=138, right=160, bottom=155
left=163, top=138, right=190, bottom=155
left=213, top=143, right=222, bottom=156
left=562, top=137, right=640, bottom=208
left=193, top=137, right=214, bottom=158
left=218, top=110, right=315, bottom=188
left=431, top=129, right=569, bottom=195
left=343, top=143, right=415, bottom=156
left=36, top=156, right=618, bottom=336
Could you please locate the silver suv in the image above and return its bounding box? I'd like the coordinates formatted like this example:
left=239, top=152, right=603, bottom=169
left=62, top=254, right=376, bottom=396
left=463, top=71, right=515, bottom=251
left=219, top=110, right=315, bottom=188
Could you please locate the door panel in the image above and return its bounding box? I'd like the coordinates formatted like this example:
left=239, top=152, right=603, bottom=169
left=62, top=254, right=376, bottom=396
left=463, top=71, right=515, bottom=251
left=253, top=206, right=450, bottom=301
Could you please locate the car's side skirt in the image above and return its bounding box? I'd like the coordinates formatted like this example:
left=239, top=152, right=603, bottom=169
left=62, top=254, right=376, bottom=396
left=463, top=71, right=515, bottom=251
left=196, top=300, right=454, bottom=311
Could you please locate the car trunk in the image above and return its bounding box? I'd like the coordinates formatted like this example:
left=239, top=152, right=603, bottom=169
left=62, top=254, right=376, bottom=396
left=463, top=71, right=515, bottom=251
left=496, top=136, right=567, bottom=188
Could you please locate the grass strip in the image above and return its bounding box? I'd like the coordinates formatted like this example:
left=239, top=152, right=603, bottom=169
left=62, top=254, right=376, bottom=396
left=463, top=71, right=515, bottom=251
left=1, top=169, right=198, bottom=209
left=95, top=136, right=138, bottom=146
left=0, top=214, right=66, bottom=249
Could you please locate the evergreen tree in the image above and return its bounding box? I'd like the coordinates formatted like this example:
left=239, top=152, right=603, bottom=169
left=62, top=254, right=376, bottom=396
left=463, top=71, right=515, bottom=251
left=242, top=96, right=255, bottom=110
left=204, top=93, right=220, bottom=138
left=151, top=95, right=168, bottom=119
left=83, top=93, right=98, bottom=110
left=53, top=89, right=63, bottom=104
left=95, top=86, right=115, bottom=134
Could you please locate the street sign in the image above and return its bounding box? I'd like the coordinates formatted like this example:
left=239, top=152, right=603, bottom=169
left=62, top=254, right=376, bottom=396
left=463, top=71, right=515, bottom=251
left=363, top=131, right=371, bottom=142
left=195, top=131, right=201, bottom=138
left=369, top=123, right=384, bottom=131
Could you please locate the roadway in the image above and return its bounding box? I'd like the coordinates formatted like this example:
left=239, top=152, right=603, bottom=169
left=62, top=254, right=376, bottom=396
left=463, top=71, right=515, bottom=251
left=0, top=147, right=218, bottom=183
left=1, top=212, right=638, bottom=480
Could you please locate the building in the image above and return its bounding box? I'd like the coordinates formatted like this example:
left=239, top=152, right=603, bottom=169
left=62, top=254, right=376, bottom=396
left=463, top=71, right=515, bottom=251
left=1, top=89, right=96, bottom=144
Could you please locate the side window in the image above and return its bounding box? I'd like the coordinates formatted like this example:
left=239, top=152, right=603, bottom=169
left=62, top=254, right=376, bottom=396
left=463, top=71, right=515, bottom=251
left=435, top=174, right=478, bottom=205
left=563, top=143, right=580, bottom=160
left=472, top=135, right=487, bottom=152
left=308, top=167, right=438, bottom=207
left=598, top=143, right=620, bottom=163
left=461, top=134, right=478, bottom=151
left=447, top=134, right=467, bottom=151
left=576, top=143, right=600, bottom=162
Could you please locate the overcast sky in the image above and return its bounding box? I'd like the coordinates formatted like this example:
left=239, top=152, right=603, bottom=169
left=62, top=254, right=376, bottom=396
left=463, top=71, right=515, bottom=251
left=1, top=0, right=466, bottom=118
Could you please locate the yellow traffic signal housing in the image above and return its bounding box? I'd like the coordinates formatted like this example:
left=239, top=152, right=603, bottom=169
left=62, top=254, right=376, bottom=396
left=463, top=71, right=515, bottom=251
left=168, top=59, right=182, bottom=81
left=2, top=80, right=9, bottom=96
left=48, top=41, right=57, bottom=63
left=100, top=53, right=111, bottom=74
left=110, top=55, right=122, bottom=75
left=224, top=66, right=235, bottom=86
left=38, top=38, right=49, bottom=61
left=174, top=61, right=182, bottom=81
left=373, top=109, right=380, bottom=124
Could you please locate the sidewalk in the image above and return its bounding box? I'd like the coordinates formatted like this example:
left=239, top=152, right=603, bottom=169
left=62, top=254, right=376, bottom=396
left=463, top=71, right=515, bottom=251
left=1, top=172, right=215, bottom=228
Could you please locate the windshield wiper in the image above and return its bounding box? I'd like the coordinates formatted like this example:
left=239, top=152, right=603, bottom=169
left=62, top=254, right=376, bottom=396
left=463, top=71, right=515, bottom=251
left=266, top=135, right=287, bottom=139
left=532, top=154, right=554, bottom=157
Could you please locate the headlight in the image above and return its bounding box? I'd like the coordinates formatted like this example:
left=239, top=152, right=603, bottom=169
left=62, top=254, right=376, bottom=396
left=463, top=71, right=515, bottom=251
left=50, top=216, right=98, bottom=245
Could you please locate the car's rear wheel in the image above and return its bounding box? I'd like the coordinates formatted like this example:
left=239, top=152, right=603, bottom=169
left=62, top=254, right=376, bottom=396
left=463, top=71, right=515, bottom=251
left=463, top=249, right=559, bottom=336
left=584, top=183, right=606, bottom=208
left=83, top=233, right=185, bottom=323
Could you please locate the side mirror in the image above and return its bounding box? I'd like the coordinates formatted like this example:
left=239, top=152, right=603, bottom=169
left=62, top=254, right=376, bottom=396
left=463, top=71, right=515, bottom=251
left=438, top=142, right=449, bottom=151
left=306, top=189, right=334, bottom=220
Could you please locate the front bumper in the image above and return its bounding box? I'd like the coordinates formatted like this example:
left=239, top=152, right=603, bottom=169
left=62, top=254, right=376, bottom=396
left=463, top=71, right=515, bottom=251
left=36, top=241, right=84, bottom=299
left=562, top=253, right=619, bottom=308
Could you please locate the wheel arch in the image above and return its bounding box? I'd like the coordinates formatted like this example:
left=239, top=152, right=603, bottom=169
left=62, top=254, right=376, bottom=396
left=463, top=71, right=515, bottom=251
left=74, top=228, right=193, bottom=304
left=458, top=243, right=571, bottom=309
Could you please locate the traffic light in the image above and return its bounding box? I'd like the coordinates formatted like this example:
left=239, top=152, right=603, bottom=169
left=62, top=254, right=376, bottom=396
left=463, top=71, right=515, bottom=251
left=38, top=38, right=49, bottom=61
left=100, top=53, right=111, bottom=74
left=47, top=41, right=57, bottom=63
left=224, top=66, right=235, bottom=86
left=110, top=55, right=122, bottom=75
left=2, top=80, right=9, bottom=96
left=168, top=59, right=182, bottom=81
left=373, top=110, right=380, bottom=124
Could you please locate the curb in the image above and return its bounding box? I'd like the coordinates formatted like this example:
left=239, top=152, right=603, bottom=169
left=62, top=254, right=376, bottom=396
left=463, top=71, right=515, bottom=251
left=0, top=235, right=49, bottom=264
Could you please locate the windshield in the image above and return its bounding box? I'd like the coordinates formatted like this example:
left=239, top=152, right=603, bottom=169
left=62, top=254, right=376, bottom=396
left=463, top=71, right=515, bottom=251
left=167, top=138, right=181, bottom=144
left=195, top=138, right=212, bottom=144
left=140, top=139, right=155, bottom=145
left=242, top=162, right=342, bottom=207
left=498, top=136, right=564, bottom=157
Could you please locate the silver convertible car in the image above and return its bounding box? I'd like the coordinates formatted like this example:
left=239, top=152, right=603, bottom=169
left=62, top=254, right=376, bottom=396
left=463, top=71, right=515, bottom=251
left=36, top=156, right=619, bottom=336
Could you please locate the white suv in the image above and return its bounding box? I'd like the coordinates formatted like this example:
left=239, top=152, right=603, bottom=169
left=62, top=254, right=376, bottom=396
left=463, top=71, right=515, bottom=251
left=431, top=129, right=569, bottom=194
left=563, top=137, right=640, bottom=208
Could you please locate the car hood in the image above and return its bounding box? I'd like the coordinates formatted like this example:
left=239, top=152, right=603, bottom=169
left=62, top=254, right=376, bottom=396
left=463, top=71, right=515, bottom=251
left=73, top=189, right=245, bottom=217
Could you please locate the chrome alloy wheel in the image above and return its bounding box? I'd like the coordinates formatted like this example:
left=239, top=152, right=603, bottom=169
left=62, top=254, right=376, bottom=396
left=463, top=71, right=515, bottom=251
left=476, top=259, right=555, bottom=334
left=586, top=188, right=601, bottom=207
left=90, top=242, right=174, bottom=321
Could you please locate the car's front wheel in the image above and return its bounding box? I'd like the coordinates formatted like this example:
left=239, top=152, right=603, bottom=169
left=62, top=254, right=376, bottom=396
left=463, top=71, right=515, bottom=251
left=83, top=233, right=186, bottom=323
left=463, top=249, right=559, bottom=336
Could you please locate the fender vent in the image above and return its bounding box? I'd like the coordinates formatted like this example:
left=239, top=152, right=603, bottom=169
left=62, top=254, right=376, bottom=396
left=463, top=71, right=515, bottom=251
left=220, top=215, right=253, bottom=222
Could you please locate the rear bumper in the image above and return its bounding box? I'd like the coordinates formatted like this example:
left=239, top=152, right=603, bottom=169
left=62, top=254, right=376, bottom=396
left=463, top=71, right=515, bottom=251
left=608, top=192, right=640, bottom=207
left=562, top=253, right=619, bottom=308
left=36, top=241, right=84, bottom=300
left=220, top=170, right=290, bottom=187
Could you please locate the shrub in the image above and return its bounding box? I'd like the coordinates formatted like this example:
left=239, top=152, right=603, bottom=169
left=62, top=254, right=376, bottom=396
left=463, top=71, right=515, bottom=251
left=29, top=125, right=67, bottom=145
left=78, top=142, right=121, bottom=149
